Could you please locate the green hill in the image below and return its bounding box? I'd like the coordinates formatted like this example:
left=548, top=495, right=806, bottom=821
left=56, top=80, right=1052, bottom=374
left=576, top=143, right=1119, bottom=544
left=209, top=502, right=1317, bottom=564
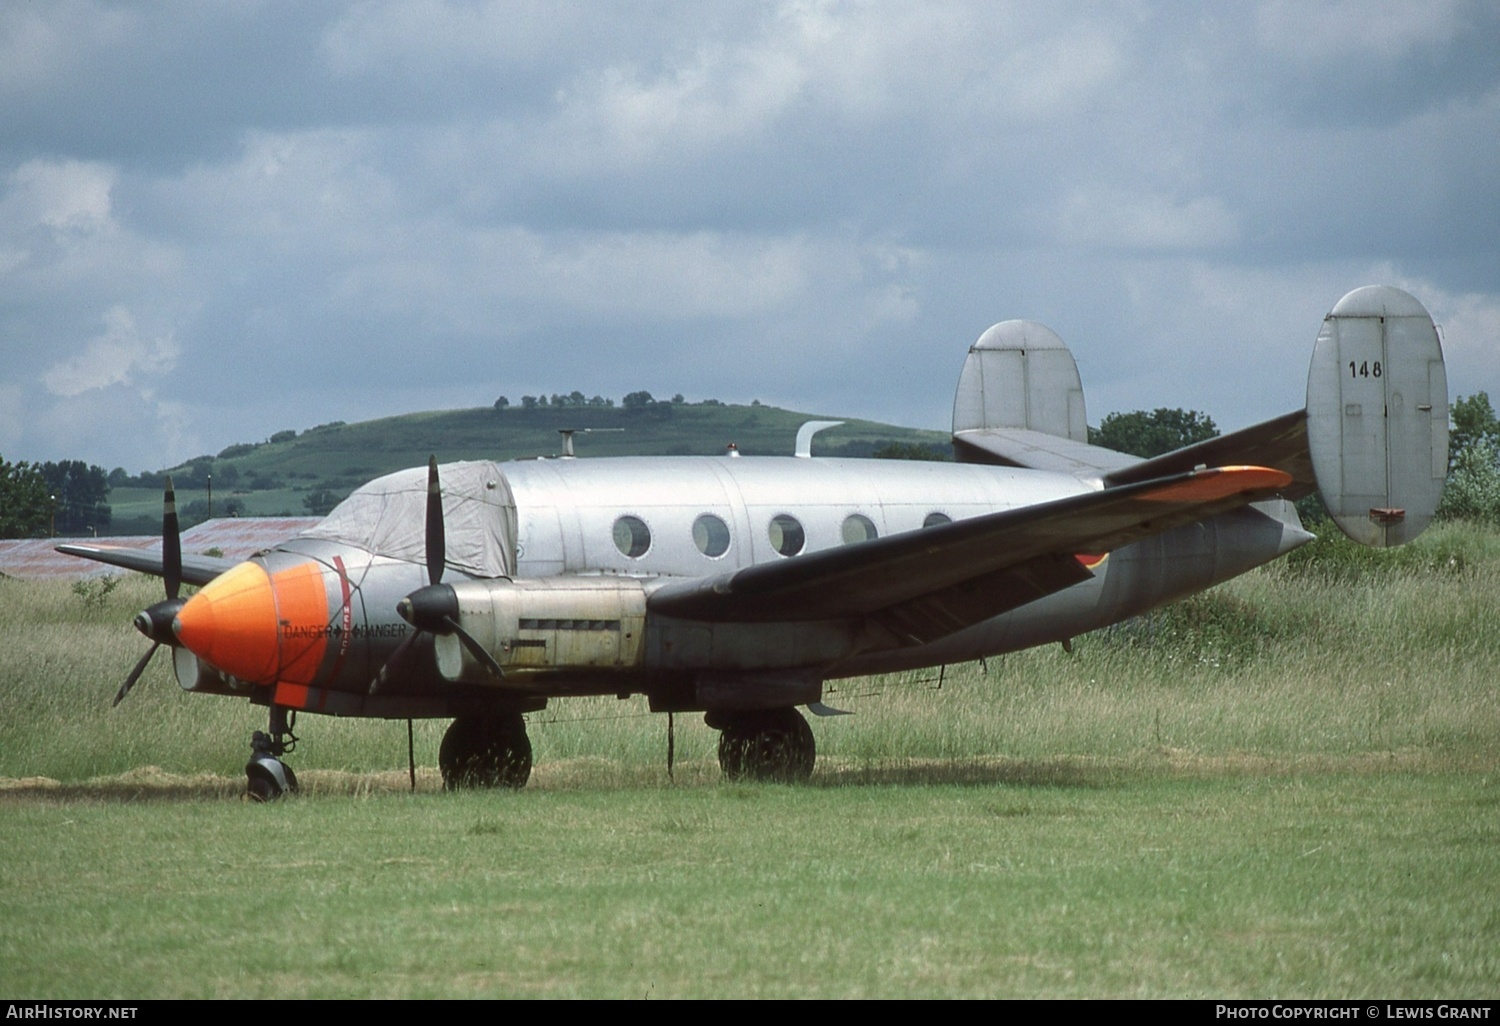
left=105, top=401, right=950, bottom=534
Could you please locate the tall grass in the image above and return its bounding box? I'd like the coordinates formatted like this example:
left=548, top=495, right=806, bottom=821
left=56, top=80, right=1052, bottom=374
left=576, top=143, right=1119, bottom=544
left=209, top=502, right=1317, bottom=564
left=3, top=525, right=1498, bottom=998
left=2, top=521, right=1497, bottom=787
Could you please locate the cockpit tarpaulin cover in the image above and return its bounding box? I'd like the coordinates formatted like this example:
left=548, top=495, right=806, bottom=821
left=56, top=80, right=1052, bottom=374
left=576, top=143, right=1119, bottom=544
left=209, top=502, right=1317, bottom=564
left=297, top=461, right=516, bottom=578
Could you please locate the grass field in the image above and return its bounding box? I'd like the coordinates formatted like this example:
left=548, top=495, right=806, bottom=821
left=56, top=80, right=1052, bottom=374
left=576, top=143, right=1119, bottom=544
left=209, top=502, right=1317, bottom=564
left=1, top=524, right=1498, bottom=997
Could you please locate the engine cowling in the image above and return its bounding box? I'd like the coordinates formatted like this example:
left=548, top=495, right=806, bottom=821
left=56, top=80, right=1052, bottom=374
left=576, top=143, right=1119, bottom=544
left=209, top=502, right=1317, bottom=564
left=433, top=577, right=648, bottom=683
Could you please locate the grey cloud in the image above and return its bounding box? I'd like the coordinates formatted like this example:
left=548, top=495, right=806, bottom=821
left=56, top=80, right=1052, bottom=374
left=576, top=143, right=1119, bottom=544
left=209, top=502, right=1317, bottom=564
left=1, top=0, right=1495, bottom=473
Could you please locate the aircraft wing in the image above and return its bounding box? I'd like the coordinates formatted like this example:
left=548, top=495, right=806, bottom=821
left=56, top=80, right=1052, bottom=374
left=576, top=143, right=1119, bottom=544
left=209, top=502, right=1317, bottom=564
left=55, top=544, right=235, bottom=586
left=1102, top=409, right=1314, bottom=498
left=957, top=411, right=1314, bottom=499
left=648, top=465, right=1292, bottom=644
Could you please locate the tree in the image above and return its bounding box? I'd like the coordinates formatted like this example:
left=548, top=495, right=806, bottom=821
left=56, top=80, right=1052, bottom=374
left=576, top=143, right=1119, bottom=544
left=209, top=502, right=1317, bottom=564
left=38, top=460, right=111, bottom=534
left=1436, top=441, right=1500, bottom=525
left=1090, top=408, right=1218, bottom=458
left=1448, top=392, right=1500, bottom=471
left=0, top=456, right=53, bottom=537
left=494, top=395, right=510, bottom=410
left=622, top=390, right=655, bottom=410
left=303, top=489, right=341, bottom=516
left=1436, top=393, right=1500, bottom=524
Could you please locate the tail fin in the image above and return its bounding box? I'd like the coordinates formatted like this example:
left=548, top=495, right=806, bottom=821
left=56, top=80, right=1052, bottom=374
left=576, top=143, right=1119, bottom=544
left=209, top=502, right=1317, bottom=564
left=952, top=320, right=1087, bottom=441
left=951, top=321, right=1137, bottom=474
left=952, top=288, right=1448, bottom=550
left=1306, top=285, right=1447, bottom=547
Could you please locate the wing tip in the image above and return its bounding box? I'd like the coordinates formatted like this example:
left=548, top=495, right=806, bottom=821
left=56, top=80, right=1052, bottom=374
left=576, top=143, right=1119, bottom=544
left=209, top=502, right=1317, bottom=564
left=1141, top=465, right=1294, bottom=503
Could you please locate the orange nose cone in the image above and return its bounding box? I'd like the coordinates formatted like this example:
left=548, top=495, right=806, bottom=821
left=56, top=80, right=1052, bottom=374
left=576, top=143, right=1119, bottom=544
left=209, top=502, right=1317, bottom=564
left=174, top=560, right=330, bottom=686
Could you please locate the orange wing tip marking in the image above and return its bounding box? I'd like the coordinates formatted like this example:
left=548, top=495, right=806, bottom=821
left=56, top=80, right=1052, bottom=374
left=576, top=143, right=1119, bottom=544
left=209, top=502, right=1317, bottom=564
left=1074, top=552, right=1108, bottom=569
left=1141, top=466, right=1293, bottom=503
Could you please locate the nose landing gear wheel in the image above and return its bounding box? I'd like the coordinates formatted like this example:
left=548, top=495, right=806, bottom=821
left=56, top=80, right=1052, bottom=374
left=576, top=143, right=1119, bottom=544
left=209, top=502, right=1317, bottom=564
left=243, top=708, right=300, bottom=802
left=245, top=757, right=299, bottom=802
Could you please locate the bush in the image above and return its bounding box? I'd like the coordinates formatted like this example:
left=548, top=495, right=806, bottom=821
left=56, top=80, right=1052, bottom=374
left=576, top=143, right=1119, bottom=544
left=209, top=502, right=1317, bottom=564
left=1436, top=442, right=1500, bottom=526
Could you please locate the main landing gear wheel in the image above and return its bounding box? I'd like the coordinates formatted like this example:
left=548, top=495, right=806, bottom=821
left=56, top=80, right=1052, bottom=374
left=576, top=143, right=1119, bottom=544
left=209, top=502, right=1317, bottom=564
left=714, top=707, right=816, bottom=783
left=440, top=712, right=533, bottom=790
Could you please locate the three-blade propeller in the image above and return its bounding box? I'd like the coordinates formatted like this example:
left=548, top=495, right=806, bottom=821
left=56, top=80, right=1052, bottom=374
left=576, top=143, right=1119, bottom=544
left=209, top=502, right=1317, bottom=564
left=370, top=457, right=504, bottom=693
left=114, top=478, right=186, bottom=706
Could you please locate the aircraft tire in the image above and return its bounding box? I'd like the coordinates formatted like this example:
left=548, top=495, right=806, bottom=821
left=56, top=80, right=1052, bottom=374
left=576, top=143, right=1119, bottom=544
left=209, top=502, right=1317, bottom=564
left=717, top=707, right=815, bottom=783
left=440, top=712, right=532, bottom=790
left=244, top=757, right=298, bottom=802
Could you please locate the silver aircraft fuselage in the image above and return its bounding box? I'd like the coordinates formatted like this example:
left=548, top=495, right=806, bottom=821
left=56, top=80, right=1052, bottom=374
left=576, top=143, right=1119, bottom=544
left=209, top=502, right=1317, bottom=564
left=499, top=455, right=1312, bottom=677
left=235, top=454, right=1310, bottom=713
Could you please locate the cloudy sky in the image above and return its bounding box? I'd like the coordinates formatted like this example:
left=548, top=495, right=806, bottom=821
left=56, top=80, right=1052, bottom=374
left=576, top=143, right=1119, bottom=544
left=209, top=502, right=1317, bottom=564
left=2, top=0, right=1497, bottom=473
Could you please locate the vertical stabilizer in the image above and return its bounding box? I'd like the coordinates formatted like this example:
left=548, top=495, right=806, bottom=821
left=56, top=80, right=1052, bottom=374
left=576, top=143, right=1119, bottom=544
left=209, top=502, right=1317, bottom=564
left=952, top=321, right=1087, bottom=441
left=1306, top=285, right=1447, bottom=547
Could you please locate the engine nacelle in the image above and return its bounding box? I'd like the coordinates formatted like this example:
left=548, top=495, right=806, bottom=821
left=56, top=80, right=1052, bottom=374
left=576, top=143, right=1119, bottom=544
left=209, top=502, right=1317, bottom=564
left=434, top=577, right=648, bottom=683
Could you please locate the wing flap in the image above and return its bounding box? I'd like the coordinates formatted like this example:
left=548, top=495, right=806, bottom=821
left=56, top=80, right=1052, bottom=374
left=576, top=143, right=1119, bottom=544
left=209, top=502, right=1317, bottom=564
left=648, top=465, right=1293, bottom=632
left=875, top=551, right=1096, bottom=645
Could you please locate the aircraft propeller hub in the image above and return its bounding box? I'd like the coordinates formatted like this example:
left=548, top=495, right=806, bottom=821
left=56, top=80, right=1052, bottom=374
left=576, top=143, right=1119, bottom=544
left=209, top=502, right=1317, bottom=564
left=396, top=584, right=458, bottom=634
left=132, top=598, right=186, bottom=646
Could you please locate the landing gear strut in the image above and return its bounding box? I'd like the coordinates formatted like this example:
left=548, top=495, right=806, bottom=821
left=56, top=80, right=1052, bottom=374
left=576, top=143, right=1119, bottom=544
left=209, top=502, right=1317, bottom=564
left=711, top=707, right=816, bottom=782
left=245, top=705, right=299, bottom=802
left=439, top=712, right=532, bottom=790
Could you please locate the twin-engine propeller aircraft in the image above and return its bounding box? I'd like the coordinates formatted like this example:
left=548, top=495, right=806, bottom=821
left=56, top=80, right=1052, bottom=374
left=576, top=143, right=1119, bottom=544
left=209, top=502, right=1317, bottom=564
left=61, top=285, right=1448, bottom=800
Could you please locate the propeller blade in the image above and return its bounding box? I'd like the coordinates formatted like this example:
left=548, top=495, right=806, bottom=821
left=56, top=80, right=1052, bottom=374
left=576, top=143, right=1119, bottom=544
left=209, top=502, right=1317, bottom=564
left=368, top=630, right=420, bottom=695
left=162, top=476, right=181, bottom=601
left=114, top=642, right=161, bottom=707
left=425, top=456, right=445, bottom=586
left=379, top=458, right=506, bottom=688
left=443, top=615, right=506, bottom=680
left=112, top=479, right=184, bottom=707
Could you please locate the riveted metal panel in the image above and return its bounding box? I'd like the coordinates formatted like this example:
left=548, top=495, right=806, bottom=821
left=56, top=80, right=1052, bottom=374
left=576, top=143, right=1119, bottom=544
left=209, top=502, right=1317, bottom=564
left=952, top=320, right=1087, bottom=442
left=1306, top=285, right=1446, bottom=547
left=437, top=576, right=647, bottom=683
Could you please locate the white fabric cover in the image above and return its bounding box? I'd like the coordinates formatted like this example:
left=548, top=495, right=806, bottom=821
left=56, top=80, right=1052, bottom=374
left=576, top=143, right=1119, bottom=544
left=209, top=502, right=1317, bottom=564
left=297, top=461, right=516, bottom=578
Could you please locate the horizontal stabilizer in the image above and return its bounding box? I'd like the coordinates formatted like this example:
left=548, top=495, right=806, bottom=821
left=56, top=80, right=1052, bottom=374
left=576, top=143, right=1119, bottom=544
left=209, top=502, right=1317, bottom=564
left=649, top=465, right=1292, bottom=643
left=954, top=427, right=1138, bottom=476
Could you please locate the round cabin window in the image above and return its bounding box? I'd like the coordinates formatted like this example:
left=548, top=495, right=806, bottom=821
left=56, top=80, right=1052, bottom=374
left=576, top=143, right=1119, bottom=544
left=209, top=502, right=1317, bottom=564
left=923, top=512, right=953, bottom=528
left=841, top=514, right=878, bottom=545
left=612, top=515, right=651, bottom=558
left=768, top=514, right=805, bottom=557
left=693, top=513, right=731, bottom=558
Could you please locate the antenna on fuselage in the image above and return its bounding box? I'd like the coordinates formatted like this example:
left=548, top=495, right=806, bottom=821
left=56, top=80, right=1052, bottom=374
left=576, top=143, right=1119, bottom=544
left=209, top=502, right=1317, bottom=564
left=557, top=427, right=625, bottom=458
